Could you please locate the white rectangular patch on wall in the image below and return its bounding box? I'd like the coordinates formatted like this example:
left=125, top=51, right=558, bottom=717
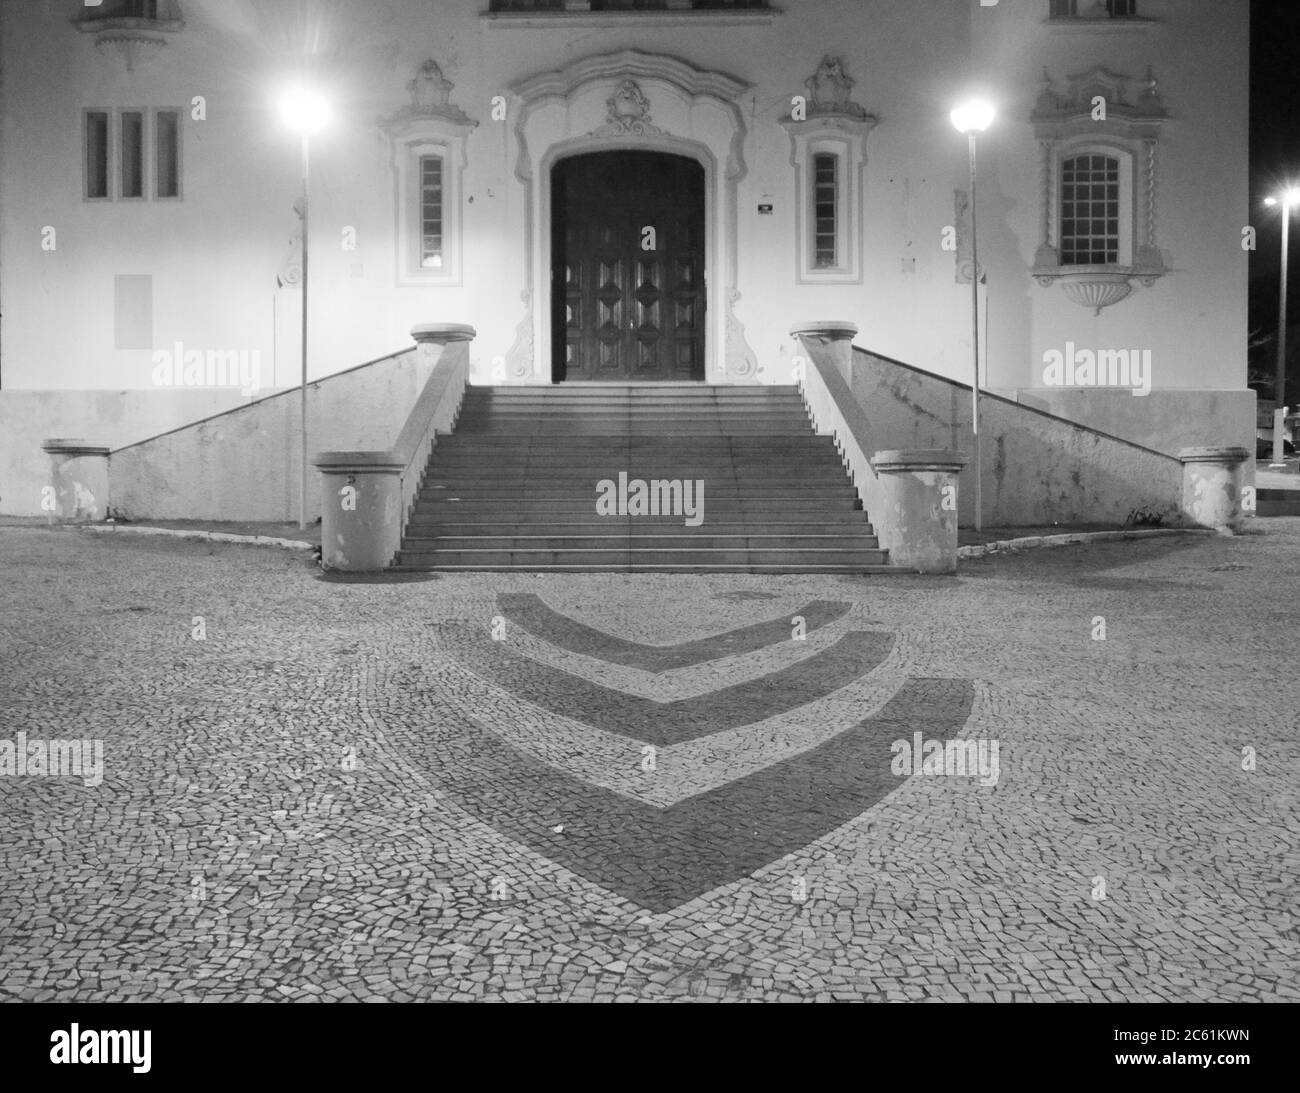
left=114, top=274, right=153, bottom=351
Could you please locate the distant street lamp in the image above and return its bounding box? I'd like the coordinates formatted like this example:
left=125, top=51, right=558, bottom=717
left=951, top=99, right=996, bottom=531
left=1264, top=186, right=1300, bottom=469
left=279, top=86, right=330, bottom=530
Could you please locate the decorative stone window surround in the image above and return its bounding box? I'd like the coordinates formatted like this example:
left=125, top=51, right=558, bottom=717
left=1030, top=65, right=1168, bottom=314
left=381, top=61, right=478, bottom=288
left=780, top=57, right=877, bottom=285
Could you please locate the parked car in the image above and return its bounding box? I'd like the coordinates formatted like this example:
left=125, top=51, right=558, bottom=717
left=1256, top=435, right=1296, bottom=458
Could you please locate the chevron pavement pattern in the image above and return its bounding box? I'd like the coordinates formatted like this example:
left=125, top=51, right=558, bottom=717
left=428, top=595, right=976, bottom=912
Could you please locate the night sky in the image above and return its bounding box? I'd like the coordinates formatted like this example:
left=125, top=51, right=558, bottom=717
left=1249, top=0, right=1300, bottom=386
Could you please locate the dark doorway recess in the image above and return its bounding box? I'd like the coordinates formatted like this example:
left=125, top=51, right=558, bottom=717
left=551, top=151, right=706, bottom=382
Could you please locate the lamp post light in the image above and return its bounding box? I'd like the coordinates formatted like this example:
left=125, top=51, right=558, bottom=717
left=278, top=86, right=330, bottom=530
left=951, top=99, right=995, bottom=531
left=1264, top=186, right=1300, bottom=469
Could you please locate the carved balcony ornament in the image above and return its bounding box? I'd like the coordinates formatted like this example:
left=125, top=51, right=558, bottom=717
left=590, top=80, right=664, bottom=138
left=1057, top=273, right=1133, bottom=316
left=76, top=1, right=184, bottom=73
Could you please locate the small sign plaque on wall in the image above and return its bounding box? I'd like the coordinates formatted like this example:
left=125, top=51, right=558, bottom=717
left=758, top=204, right=774, bottom=215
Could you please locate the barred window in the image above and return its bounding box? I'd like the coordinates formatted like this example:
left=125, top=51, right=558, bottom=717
left=419, top=155, right=444, bottom=269
left=1060, top=154, right=1119, bottom=265
left=812, top=153, right=838, bottom=269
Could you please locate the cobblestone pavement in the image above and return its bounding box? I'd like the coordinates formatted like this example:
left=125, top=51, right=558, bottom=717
left=1, top=522, right=1297, bottom=1002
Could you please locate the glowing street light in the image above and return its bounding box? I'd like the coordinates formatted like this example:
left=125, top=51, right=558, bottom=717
left=1264, top=186, right=1300, bottom=469
left=951, top=99, right=996, bottom=531
left=278, top=86, right=330, bottom=530
left=279, top=87, right=330, bottom=136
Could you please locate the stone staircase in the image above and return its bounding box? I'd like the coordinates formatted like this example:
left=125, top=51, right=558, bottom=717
left=393, top=384, right=896, bottom=573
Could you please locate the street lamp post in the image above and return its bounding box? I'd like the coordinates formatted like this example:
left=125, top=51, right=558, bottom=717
left=1264, top=187, right=1300, bottom=469
left=951, top=100, right=996, bottom=531
left=279, top=87, right=329, bottom=530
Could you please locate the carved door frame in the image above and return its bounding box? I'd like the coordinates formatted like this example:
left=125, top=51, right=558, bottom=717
left=546, top=140, right=712, bottom=383
left=506, top=49, right=759, bottom=384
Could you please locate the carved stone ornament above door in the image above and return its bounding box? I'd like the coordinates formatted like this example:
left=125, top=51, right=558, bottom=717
left=590, top=80, right=665, bottom=138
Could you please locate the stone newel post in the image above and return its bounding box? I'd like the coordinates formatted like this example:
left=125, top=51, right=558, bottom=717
left=315, top=322, right=475, bottom=571
left=312, top=452, right=404, bottom=571
left=1178, top=446, right=1250, bottom=533
left=41, top=439, right=110, bottom=522
left=870, top=449, right=969, bottom=574
left=789, top=320, right=858, bottom=383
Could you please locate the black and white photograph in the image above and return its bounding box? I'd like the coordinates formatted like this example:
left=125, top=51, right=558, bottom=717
left=0, top=0, right=1293, bottom=1069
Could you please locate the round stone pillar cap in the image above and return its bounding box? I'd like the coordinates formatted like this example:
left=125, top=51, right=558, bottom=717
left=789, top=321, right=859, bottom=339
left=1177, top=446, right=1250, bottom=465
left=313, top=450, right=404, bottom=474
left=872, top=449, right=969, bottom=473
left=41, top=438, right=110, bottom=456
left=411, top=323, right=476, bottom=345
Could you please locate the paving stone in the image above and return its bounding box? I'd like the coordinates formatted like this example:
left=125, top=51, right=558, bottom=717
left=0, top=524, right=1295, bottom=1001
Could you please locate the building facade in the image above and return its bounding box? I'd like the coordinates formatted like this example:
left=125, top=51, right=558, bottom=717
left=0, top=0, right=1251, bottom=516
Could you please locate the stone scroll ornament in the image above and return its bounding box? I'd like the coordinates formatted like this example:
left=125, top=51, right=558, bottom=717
left=424, top=596, right=978, bottom=912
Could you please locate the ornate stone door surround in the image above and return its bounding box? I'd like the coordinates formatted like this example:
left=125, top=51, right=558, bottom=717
left=505, top=49, right=760, bottom=383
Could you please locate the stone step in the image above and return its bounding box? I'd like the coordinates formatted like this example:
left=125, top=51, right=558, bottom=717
left=417, top=482, right=859, bottom=495
left=395, top=547, right=891, bottom=567
left=432, top=448, right=840, bottom=460
left=396, top=566, right=905, bottom=574
left=402, top=533, right=880, bottom=550
left=437, top=434, right=836, bottom=445
left=418, top=486, right=855, bottom=496
left=392, top=382, right=889, bottom=572
left=423, top=464, right=848, bottom=474
left=456, top=401, right=807, bottom=410
left=407, top=519, right=876, bottom=536
left=462, top=385, right=801, bottom=396
left=451, top=426, right=815, bottom=436
left=459, top=399, right=802, bottom=405
left=412, top=499, right=863, bottom=513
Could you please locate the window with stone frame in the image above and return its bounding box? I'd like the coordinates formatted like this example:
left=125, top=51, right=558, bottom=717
left=780, top=57, right=877, bottom=285
left=382, top=60, right=476, bottom=287
left=1030, top=66, right=1167, bottom=313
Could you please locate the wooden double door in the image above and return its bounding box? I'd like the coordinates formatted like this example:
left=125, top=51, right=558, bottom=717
left=552, top=151, right=706, bottom=382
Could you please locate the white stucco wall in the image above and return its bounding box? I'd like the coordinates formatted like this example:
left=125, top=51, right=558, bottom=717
left=0, top=0, right=1249, bottom=507
left=0, top=387, right=253, bottom=517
